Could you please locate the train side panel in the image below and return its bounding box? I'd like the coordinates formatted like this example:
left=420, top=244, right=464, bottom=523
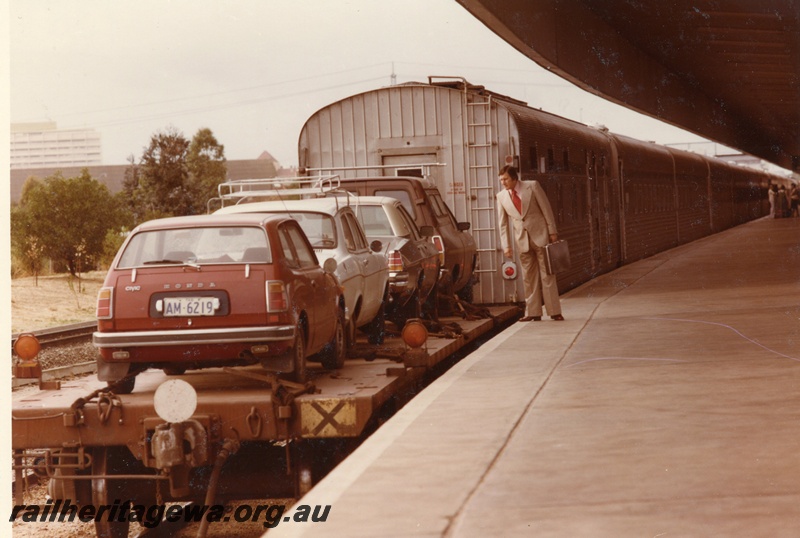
left=299, top=79, right=773, bottom=305
left=667, top=148, right=713, bottom=245
left=300, top=83, right=516, bottom=303
left=709, top=159, right=737, bottom=232
left=731, top=164, right=768, bottom=225
left=608, top=134, right=678, bottom=263
left=502, top=101, right=621, bottom=288
left=299, top=83, right=623, bottom=303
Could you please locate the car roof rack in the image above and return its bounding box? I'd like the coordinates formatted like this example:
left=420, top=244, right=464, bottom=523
left=209, top=175, right=341, bottom=211
left=304, top=162, right=445, bottom=179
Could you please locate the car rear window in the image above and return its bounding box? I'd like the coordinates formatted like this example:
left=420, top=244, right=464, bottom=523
left=117, top=226, right=271, bottom=268
left=284, top=212, right=336, bottom=249
left=428, top=191, right=459, bottom=227
left=356, top=205, right=398, bottom=236
left=375, top=189, right=415, bottom=219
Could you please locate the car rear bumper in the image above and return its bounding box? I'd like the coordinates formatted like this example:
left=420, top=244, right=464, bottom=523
left=93, top=325, right=295, bottom=347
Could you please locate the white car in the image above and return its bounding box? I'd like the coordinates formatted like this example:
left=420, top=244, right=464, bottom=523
left=216, top=198, right=390, bottom=345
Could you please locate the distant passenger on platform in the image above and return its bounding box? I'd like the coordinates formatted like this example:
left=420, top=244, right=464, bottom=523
left=776, top=185, right=789, bottom=218
left=790, top=184, right=799, bottom=217
left=768, top=185, right=777, bottom=217
left=496, top=165, right=564, bottom=322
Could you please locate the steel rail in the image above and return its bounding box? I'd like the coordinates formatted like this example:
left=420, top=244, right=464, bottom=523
left=12, top=320, right=97, bottom=348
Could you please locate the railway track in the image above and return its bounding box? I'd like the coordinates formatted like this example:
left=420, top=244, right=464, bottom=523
left=12, top=320, right=96, bottom=349
left=11, top=321, right=97, bottom=389
left=11, top=307, right=519, bottom=537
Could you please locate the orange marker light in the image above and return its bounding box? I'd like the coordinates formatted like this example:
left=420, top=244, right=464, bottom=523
left=14, top=334, right=41, bottom=361
left=401, top=320, right=428, bottom=349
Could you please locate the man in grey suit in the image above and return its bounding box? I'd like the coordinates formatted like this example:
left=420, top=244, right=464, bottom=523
left=496, top=165, right=564, bottom=322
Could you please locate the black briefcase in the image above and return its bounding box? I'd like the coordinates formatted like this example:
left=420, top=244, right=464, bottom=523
left=545, top=240, right=571, bottom=275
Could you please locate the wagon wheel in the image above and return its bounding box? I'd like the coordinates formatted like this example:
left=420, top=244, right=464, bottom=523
left=293, top=443, right=314, bottom=498
left=91, top=446, right=132, bottom=538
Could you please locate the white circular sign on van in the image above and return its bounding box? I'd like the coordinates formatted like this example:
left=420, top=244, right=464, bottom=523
left=154, top=379, right=197, bottom=423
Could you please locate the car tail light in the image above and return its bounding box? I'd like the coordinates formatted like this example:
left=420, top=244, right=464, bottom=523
left=431, top=235, right=445, bottom=265
left=96, top=287, right=114, bottom=319
left=387, top=250, right=404, bottom=272
left=266, top=281, right=288, bottom=312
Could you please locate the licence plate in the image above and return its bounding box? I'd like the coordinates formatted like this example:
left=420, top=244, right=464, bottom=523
left=160, top=297, right=221, bottom=317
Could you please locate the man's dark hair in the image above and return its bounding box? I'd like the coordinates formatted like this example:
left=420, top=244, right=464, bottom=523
left=499, top=165, right=518, bottom=180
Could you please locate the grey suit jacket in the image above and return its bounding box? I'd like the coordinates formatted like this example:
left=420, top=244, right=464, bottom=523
left=497, top=180, right=557, bottom=253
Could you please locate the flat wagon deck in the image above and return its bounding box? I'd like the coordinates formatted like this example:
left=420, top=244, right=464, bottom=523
left=12, top=306, right=518, bottom=517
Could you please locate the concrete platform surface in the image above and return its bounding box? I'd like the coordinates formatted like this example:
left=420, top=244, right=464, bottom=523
left=271, top=217, right=800, bottom=538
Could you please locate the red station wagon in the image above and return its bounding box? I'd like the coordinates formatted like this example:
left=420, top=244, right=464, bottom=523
left=93, top=213, right=345, bottom=393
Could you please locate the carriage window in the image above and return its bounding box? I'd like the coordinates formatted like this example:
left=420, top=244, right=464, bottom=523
left=563, top=149, right=570, bottom=172
left=547, top=148, right=556, bottom=172
left=529, top=146, right=538, bottom=174
left=395, top=167, right=423, bottom=178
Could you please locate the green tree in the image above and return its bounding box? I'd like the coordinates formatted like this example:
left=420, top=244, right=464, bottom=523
left=11, top=169, right=122, bottom=276
left=187, top=127, right=227, bottom=213
left=121, top=153, right=146, bottom=223
left=11, top=176, right=45, bottom=280
left=135, top=126, right=194, bottom=217
left=125, top=126, right=227, bottom=219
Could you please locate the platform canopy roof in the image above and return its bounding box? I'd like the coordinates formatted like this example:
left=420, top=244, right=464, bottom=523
left=457, top=0, right=800, bottom=172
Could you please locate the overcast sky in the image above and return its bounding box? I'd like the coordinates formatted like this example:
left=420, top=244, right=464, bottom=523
left=8, top=0, right=717, bottom=169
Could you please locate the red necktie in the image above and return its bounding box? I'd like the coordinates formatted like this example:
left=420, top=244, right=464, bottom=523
left=511, top=189, right=522, bottom=213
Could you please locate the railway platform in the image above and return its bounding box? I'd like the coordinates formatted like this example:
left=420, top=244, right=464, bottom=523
left=272, top=216, right=800, bottom=537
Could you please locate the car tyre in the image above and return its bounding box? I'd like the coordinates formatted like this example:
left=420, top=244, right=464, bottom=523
left=106, top=375, right=136, bottom=395
left=292, top=324, right=307, bottom=383
left=345, top=317, right=356, bottom=350
left=320, top=311, right=346, bottom=370
left=457, top=274, right=476, bottom=304
left=364, top=297, right=386, bottom=346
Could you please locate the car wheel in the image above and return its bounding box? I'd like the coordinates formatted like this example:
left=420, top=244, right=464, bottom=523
left=163, top=366, right=186, bottom=376
left=457, top=274, right=476, bottom=304
left=292, top=324, right=307, bottom=383
left=393, top=289, right=421, bottom=328
left=365, top=297, right=386, bottom=346
left=320, top=311, right=346, bottom=370
left=345, top=317, right=356, bottom=349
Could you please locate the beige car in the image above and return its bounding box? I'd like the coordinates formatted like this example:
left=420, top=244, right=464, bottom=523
left=216, top=198, right=390, bottom=345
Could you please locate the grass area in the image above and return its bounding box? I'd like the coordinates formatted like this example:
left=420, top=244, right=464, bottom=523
left=11, top=271, right=105, bottom=333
